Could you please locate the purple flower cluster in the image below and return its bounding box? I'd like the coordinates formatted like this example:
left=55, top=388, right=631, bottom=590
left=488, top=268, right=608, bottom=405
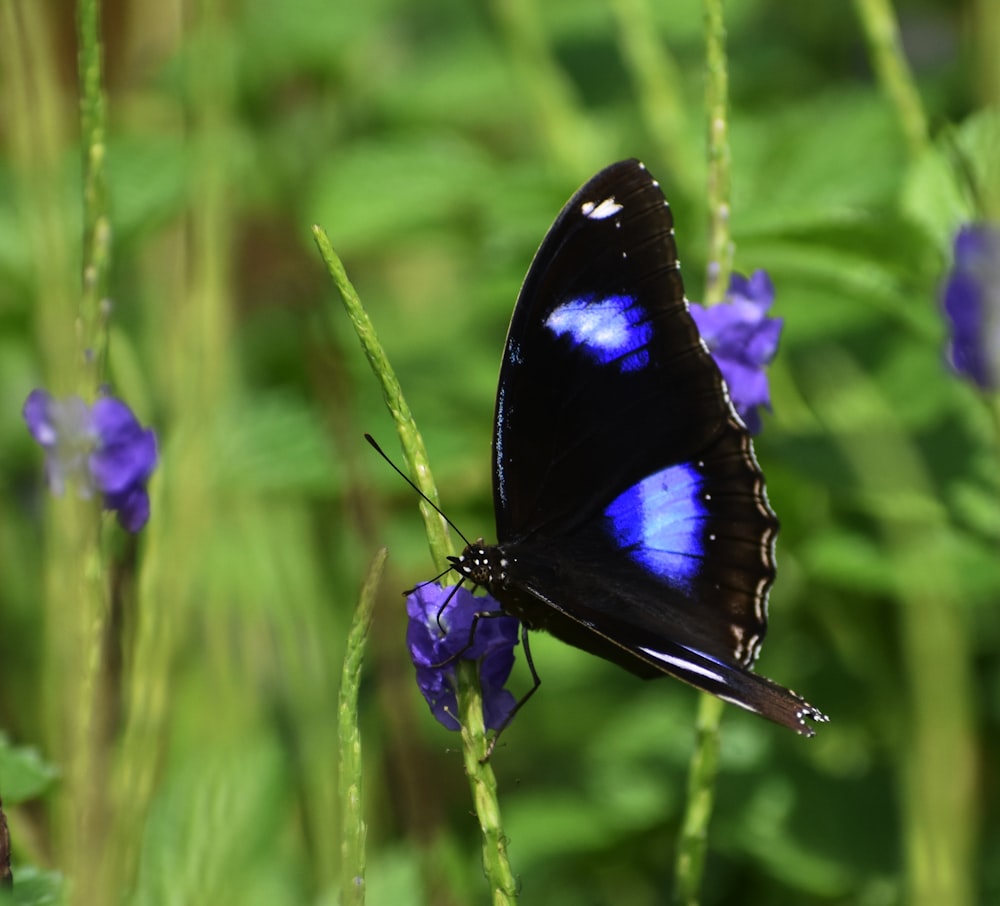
left=406, top=584, right=519, bottom=731
left=941, top=223, right=1000, bottom=390
left=690, top=270, right=783, bottom=434
left=23, top=390, right=158, bottom=532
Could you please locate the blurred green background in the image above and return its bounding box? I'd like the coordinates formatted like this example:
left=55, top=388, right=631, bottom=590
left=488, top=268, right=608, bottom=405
left=1, top=0, right=998, bottom=904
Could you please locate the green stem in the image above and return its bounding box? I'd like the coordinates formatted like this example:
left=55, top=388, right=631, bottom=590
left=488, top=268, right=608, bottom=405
left=312, top=227, right=452, bottom=573
left=490, top=0, right=597, bottom=173
left=852, top=0, right=929, bottom=160
left=313, top=230, right=518, bottom=902
left=112, top=516, right=173, bottom=898
left=672, top=694, right=724, bottom=906
left=673, top=4, right=733, bottom=902
left=609, top=0, right=698, bottom=196
left=814, top=351, right=975, bottom=906
left=70, top=1, right=115, bottom=901
left=456, top=662, right=518, bottom=905
left=339, top=547, right=388, bottom=906
left=67, top=536, right=110, bottom=905
left=77, top=0, right=112, bottom=391
left=702, top=0, right=732, bottom=306
left=975, top=0, right=1000, bottom=109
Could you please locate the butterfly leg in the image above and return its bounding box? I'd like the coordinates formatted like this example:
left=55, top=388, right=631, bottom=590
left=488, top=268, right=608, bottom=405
left=483, top=624, right=541, bottom=762
left=427, top=598, right=509, bottom=667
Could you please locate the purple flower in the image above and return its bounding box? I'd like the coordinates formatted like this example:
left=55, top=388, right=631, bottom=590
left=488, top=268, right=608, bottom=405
left=23, top=390, right=158, bottom=532
left=690, top=270, right=783, bottom=434
left=941, top=223, right=1000, bottom=390
left=406, top=583, right=519, bottom=731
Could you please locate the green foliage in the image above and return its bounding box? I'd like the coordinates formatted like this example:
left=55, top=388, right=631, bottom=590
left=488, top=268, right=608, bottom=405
left=0, top=737, right=57, bottom=805
left=0, top=0, right=997, bottom=904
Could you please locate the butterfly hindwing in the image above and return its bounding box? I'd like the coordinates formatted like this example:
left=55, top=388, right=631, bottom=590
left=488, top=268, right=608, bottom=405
left=455, top=159, right=826, bottom=736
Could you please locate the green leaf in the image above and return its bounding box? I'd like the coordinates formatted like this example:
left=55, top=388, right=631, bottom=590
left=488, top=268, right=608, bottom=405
left=0, top=865, right=65, bottom=906
left=0, top=736, right=58, bottom=805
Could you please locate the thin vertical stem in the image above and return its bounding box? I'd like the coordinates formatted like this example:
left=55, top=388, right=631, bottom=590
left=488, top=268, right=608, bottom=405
left=673, top=2, right=733, bottom=902
left=490, top=0, right=598, bottom=174
left=673, top=694, right=724, bottom=906
left=609, top=0, right=698, bottom=196
left=702, top=0, right=732, bottom=306
left=0, top=3, right=107, bottom=900
left=852, top=0, right=929, bottom=161
left=339, top=547, right=388, bottom=906
left=113, top=0, right=235, bottom=897
left=974, top=0, right=1000, bottom=108
left=71, top=1, right=114, bottom=901
left=973, top=0, right=1000, bottom=218
left=456, top=663, right=518, bottom=906
left=77, top=0, right=112, bottom=390
left=811, top=351, right=976, bottom=906
left=311, top=227, right=453, bottom=573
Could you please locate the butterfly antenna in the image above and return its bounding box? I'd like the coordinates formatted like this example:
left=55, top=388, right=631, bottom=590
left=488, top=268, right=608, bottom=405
left=363, top=433, right=472, bottom=548
left=403, top=567, right=454, bottom=596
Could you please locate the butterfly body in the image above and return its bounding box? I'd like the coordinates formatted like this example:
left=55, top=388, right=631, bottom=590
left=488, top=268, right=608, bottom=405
left=452, top=159, right=826, bottom=736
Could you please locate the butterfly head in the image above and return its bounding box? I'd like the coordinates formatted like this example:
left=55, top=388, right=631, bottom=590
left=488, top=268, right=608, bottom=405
left=450, top=540, right=507, bottom=590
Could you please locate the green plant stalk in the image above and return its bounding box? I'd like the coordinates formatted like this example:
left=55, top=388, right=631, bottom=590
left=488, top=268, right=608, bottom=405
left=490, top=0, right=597, bottom=174
left=976, top=0, right=1000, bottom=108
left=339, top=547, right=387, bottom=906
left=852, top=0, right=929, bottom=160
left=313, top=228, right=518, bottom=902
left=673, top=3, right=732, bottom=902
left=78, top=0, right=112, bottom=389
left=113, top=3, right=237, bottom=897
left=702, top=0, right=732, bottom=307
left=111, top=494, right=173, bottom=900
left=65, top=535, right=110, bottom=906
left=812, top=350, right=975, bottom=906
left=1, top=0, right=78, bottom=393
left=312, top=227, right=453, bottom=573
left=0, top=4, right=107, bottom=898
left=610, top=0, right=698, bottom=198
left=69, top=1, right=115, bottom=901
left=672, top=694, right=723, bottom=906
left=456, top=661, right=518, bottom=905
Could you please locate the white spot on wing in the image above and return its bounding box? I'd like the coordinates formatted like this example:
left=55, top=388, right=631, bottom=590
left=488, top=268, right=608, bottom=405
left=581, top=196, right=623, bottom=220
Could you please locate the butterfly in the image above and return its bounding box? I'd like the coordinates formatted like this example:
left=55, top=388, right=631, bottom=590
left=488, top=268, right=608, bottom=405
left=448, top=159, right=826, bottom=736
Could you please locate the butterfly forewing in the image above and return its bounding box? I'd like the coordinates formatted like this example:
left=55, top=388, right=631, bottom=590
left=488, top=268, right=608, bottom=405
left=493, top=162, right=727, bottom=542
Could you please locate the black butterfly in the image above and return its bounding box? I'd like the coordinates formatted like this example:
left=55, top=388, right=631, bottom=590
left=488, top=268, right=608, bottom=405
left=450, top=159, right=826, bottom=736
left=442, top=160, right=827, bottom=736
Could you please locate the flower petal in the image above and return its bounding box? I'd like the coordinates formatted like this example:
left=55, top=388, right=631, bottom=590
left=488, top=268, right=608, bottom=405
left=689, top=270, right=782, bottom=434
left=22, top=391, right=96, bottom=496
left=406, top=583, right=520, bottom=731
left=89, top=398, right=158, bottom=494
left=104, top=484, right=152, bottom=532
left=941, top=223, right=1000, bottom=389
left=22, top=390, right=58, bottom=447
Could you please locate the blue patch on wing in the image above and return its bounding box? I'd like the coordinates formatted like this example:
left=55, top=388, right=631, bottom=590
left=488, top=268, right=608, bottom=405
left=545, top=295, right=652, bottom=372
left=604, top=463, right=706, bottom=588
